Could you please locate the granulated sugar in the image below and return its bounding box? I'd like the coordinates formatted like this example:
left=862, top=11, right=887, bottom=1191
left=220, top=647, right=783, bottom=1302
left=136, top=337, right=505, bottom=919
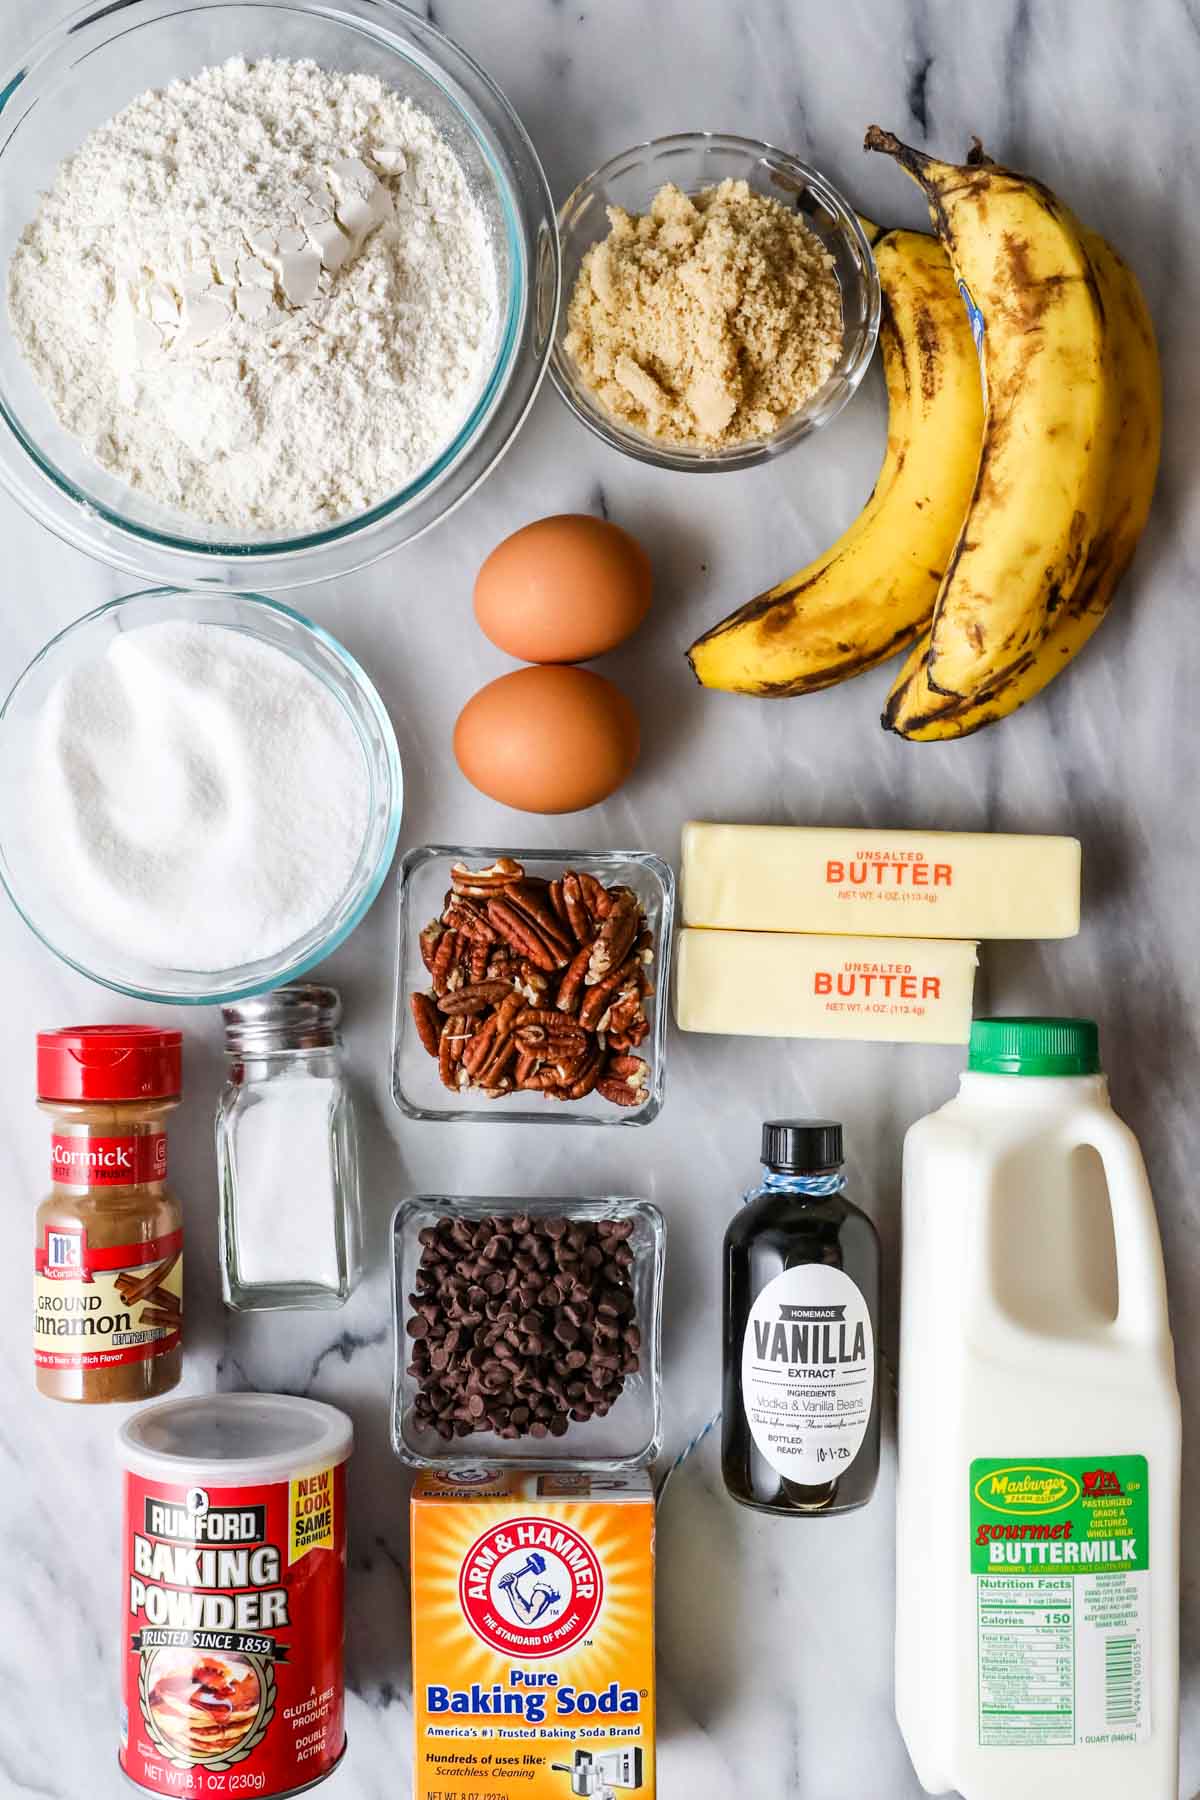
left=8, top=58, right=498, bottom=532
left=29, top=620, right=370, bottom=971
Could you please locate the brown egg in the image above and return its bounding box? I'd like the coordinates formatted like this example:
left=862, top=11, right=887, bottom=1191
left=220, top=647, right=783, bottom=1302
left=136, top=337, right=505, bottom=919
left=473, top=514, right=652, bottom=664
left=453, top=666, right=640, bottom=814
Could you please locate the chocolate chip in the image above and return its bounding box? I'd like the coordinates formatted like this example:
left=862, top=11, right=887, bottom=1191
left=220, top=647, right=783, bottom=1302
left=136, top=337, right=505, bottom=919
left=408, top=1210, right=641, bottom=1442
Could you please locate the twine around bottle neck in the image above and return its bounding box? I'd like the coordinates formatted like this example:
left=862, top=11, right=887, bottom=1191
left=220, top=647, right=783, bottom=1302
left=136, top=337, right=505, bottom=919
left=756, top=1168, right=847, bottom=1197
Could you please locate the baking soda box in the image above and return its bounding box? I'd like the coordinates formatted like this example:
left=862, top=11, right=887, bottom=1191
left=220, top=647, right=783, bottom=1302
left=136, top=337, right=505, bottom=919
left=411, top=1470, right=656, bottom=1798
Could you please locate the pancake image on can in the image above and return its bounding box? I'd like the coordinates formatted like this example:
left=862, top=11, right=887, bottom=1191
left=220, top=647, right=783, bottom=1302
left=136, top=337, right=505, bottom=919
left=143, top=1647, right=266, bottom=1763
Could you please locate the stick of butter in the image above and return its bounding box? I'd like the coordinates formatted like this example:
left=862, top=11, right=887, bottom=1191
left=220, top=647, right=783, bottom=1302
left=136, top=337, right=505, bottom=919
left=681, top=822, right=1080, bottom=939
left=674, top=928, right=979, bottom=1044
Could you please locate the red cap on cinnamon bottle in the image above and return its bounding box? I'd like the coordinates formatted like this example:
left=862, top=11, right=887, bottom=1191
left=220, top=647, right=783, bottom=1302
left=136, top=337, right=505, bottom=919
left=37, top=1026, right=182, bottom=1102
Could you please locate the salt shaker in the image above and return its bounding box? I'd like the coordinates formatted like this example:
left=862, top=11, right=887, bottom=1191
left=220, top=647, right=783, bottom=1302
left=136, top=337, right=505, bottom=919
left=216, top=986, right=362, bottom=1310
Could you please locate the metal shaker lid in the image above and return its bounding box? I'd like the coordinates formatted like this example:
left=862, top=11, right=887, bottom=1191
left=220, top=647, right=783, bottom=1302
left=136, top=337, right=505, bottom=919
left=221, top=984, right=342, bottom=1052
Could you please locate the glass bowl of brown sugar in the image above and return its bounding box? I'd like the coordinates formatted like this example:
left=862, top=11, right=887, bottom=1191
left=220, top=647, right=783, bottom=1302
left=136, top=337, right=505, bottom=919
left=551, top=131, right=880, bottom=471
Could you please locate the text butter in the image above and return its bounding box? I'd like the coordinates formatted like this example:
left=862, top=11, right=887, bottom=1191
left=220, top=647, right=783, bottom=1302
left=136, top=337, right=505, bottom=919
left=674, top=929, right=978, bottom=1044
left=681, top=823, right=1080, bottom=939
left=411, top=1470, right=655, bottom=1800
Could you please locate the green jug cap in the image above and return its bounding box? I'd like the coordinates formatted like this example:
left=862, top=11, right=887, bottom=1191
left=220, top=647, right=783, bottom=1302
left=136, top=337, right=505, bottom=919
left=968, top=1017, right=1101, bottom=1077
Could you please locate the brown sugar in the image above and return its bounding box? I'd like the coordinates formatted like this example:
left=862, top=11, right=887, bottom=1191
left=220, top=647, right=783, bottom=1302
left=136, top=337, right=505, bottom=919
left=565, top=178, right=844, bottom=447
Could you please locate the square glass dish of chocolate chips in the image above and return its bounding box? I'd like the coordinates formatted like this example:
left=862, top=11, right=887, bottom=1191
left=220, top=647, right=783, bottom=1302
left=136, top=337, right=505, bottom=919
left=391, top=848, right=674, bottom=1124
left=390, top=1198, right=664, bottom=1469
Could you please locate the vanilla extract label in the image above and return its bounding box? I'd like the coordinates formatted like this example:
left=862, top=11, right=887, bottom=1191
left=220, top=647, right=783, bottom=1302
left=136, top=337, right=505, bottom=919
left=741, top=1265, right=874, bottom=1484
left=752, top=1302, right=868, bottom=1368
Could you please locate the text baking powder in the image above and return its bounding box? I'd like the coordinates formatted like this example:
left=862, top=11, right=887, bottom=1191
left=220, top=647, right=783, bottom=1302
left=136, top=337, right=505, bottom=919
left=118, top=1394, right=352, bottom=1798
left=8, top=58, right=498, bottom=532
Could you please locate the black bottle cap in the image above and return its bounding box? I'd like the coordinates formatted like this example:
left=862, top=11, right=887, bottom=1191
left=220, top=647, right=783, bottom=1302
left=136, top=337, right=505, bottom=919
left=761, top=1119, right=844, bottom=1173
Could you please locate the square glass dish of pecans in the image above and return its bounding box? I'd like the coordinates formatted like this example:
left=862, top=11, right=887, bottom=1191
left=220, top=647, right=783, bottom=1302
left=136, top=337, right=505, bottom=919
left=391, top=847, right=674, bottom=1124
left=390, top=1196, right=665, bottom=1470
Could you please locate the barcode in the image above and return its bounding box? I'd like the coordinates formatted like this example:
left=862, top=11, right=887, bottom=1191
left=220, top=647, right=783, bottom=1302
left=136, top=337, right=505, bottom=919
left=1105, top=1634, right=1137, bottom=1725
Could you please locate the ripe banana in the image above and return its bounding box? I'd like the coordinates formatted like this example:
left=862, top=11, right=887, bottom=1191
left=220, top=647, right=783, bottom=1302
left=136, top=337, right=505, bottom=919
left=685, top=226, right=983, bottom=696
left=864, top=128, right=1117, bottom=703
left=884, top=229, right=1160, bottom=739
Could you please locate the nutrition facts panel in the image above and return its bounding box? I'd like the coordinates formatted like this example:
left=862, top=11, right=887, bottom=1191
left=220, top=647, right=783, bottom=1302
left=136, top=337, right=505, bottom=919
left=977, top=1576, right=1075, bottom=1747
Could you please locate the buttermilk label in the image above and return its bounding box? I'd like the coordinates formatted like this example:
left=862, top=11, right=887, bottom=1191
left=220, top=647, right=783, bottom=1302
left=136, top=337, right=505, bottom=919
left=970, top=1455, right=1151, bottom=1750
left=741, top=1265, right=874, bottom=1485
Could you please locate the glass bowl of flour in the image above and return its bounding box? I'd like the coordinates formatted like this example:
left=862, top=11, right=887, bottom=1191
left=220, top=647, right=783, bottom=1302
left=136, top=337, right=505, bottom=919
left=0, top=1, right=559, bottom=589
left=0, top=588, right=403, bottom=1001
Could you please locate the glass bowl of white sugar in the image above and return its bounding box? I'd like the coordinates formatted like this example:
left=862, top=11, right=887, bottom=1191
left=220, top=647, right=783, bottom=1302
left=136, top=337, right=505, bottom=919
left=0, top=588, right=403, bottom=1002
left=0, top=2, right=559, bottom=590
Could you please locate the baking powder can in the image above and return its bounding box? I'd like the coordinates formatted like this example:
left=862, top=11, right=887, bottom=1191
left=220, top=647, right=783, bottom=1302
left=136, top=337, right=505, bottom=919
left=117, top=1393, right=352, bottom=1797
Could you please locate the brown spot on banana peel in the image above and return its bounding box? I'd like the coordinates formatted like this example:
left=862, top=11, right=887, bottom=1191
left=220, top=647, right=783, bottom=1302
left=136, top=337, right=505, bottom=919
left=914, top=308, right=942, bottom=403
left=886, top=522, right=1130, bottom=739
left=685, top=516, right=872, bottom=653
left=726, top=617, right=929, bottom=698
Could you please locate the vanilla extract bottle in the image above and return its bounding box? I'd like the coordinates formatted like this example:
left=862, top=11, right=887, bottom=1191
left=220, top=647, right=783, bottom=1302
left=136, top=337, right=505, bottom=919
left=722, top=1121, right=880, bottom=1516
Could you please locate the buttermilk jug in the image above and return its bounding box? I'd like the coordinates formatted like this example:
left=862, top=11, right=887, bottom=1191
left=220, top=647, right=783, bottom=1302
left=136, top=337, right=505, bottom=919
left=895, top=1017, right=1180, bottom=1799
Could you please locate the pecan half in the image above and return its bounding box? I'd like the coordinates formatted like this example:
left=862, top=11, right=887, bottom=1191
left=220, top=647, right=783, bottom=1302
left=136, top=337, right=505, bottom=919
left=495, top=990, right=526, bottom=1037
left=561, top=873, right=594, bottom=943
left=579, top=954, right=641, bottom=1031
left=596, top=1054, right=649, bottom=1108
left=419, top=921, right=444, bottom=975
left=487, top=897, right=566, bottom=972
left=462, top=1015, right=500, bottom=1078
left=587, top=890, right=641, bottom=984
left=514, top=1019, right=588, bottom=1060
left=506, top=882, right=575, bottom=960
left=550, top=1049, right=603, bottom=1101
left=475, top=1026, right=518, bottom=1090
left=450, top=858, right=524, bottom=896
left=578, top=872, right=609, bottom=918
left=437, top=980, right=515, bottom=1016
left=556, top=943, right=593, bottom=1014
left=431, top=927, right=462, bottom=995
left=443, top=896, right=497, bottom=943
left=438, top=1018, right=472, bottom=1091
left=411, top=991, right=441, bottom=1058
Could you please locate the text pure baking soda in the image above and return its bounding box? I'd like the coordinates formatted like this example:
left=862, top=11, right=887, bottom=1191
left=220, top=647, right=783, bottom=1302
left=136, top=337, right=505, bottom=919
left=411, top=1470, right=656, bottom=1799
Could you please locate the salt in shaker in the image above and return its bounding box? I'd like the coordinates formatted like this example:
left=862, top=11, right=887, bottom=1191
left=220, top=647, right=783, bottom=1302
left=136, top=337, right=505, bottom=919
left=216, top=986, right=362, bottom=1310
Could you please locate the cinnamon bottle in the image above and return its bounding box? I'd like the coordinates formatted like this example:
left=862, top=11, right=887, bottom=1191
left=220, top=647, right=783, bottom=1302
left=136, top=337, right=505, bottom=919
left=34, top=1027, right=183, bottom=1404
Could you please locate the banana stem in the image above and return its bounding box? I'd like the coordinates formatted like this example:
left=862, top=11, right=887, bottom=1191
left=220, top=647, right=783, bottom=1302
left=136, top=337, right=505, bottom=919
left=863, top=125, right=936, bottom=178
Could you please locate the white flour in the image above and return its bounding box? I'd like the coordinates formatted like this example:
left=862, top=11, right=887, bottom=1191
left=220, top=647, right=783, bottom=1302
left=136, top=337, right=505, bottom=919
left=29, top=620, right=370, bottom=971
left=8, top=58, right=498, bottom=532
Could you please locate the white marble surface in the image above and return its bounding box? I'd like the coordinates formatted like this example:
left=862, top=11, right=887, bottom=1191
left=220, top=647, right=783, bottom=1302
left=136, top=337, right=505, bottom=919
left=1, top=1, right=1197, bottom=1795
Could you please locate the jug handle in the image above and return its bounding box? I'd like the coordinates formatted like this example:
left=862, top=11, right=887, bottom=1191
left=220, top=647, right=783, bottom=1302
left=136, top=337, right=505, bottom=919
left=1063, top=1110, right=1171, bottom=1348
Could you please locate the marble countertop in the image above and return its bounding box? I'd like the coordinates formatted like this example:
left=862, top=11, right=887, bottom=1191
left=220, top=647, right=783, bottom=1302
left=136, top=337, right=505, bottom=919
left=1, top=1, right=1196, bottom=1795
